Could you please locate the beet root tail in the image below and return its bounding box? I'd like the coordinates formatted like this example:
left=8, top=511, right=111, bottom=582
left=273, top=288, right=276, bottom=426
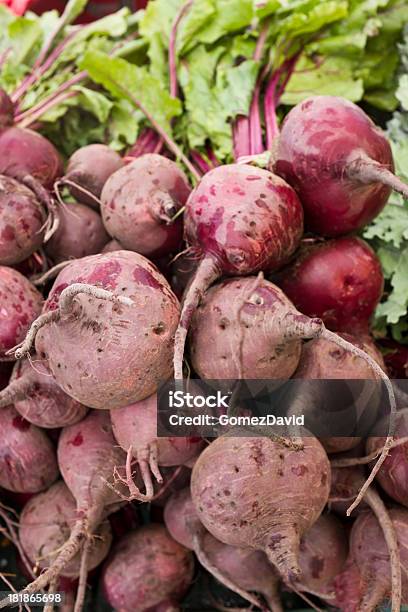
left=173, top=256, right=220, bottom=379
left=192, top=532, right=267, bottom=611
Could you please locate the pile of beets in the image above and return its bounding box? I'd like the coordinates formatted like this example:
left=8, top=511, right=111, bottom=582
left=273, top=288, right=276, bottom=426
left=1, top=87, right=408, bottom=612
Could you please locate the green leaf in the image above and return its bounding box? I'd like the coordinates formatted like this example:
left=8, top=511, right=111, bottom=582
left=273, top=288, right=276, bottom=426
left=196, top=0, right=254, bottom=45
left=376, top=247, right=408, bottom=324
left=363, top=204, right=408, bottom=248
left=59, top=0, right=89, bottom=27
left=71, top=86, right=113, bottom=122
left=80, top=50, right=182, bottom=135
left=396, top=74, right=408, bottom=110
left=108, top=99, right=142, bottom=150
left=7, top=17, right=42, bottom=65
left=281, top=55, right=364, bottom=104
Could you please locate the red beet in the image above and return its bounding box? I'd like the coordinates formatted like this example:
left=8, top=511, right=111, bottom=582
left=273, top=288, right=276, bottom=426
left=276, top=237, right=384, bottom=333
left=275, top=96, right=408, bottom=236
left=0, top=267, right=43, bottom=358
left=101, top=155, right=190, bottom=259
left=62, top=144, right=124, bottom=209
left=191, top=435, right=331, bottom=583
left=45, top=201, right=109, bottom=263
left=0, top=405, right=59, bottom=493
left=102, top=524, right=194, bottom=612
left=0, top=126, right=62, bottom=189
left=0, top=177, right=46, bottom=265
left=174, top=164, right=304, bottom=378
left=298, top=514, right=348, bottom=596
left=0, top=359, right=88, bottom=428
left=350, top=507, right=408, bottom=609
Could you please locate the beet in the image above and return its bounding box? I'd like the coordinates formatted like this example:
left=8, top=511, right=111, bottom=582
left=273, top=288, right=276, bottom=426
left=0, top=177, right=46, bottom=265
left=276, top=237, right=384, bottom=333
left=274, top=96, right=408, bottom=236
left=173, top=163, right=304, bottom=378
left=0, top=267, right=43, bottom=358
left=0, top=405, right=58, bottom=493
left=19, top=481, right=112, bottom=578
left=62, top=144, right=124, bottom=209
left=15, top=250, right=180, bottom=410
left=189, top=277, right=303, bottom=380
left=332, top=559, right=365, bottom=612
left=298, top=514, right=347, bottom=596
left=0, top=126, right=62, bottom=189
left=0, top=359, right=88, bottom=428
left=101, top=154, right=190, bottom=259
left=45, top=201, right=109, bottom=263
left=110, top=394, right=203, bottom=501
left=191, top=435, right=331, bottom=582
left=350, top=507, right=408, bottom=610
left=102, top=524, right=194, bottom=612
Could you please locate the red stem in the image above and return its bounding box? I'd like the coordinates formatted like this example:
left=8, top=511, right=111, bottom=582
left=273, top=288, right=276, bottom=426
left=12, top=30, right=81, bottom=106
left=17, top=91, right=77, bottom=129
left=206, top=145, right=221, bottom=167
left=169, top=0, right=193, bottom=99
left=233, top=116, right=251, bottom=160
left=15, top=71, right=87, bottom=125
left=190, top=151, right=211, bottom=175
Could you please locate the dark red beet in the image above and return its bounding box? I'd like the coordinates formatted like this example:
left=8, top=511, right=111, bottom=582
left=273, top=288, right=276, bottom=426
left=63, top=144, right=124, bottom=209
left=275, top=96, right=408, bottom=236
left=174, top=164, right=304, bottom=378
left=276, top=237, right=384, bottom=333
left=0, top=176, right=46, bottom=265
left=379, top=339, right=408, bottom=379
left=0, top=267, right=43, bottom=357
left=0, top=89, right=14, bottom=131
left=0, top=126, right=62, bottom=188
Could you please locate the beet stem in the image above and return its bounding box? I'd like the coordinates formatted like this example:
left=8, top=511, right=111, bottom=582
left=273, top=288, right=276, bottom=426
left=192, top=533, right=266, bottom=611
left=348, top=157, right=408, bottom=200
left=169, top=1, right=193, bottom=99
left=331, top=436, right=408, bottom=468
left=364, top=487, right=401, bottom=612
left=32, top=261, right=72, bottom=287
left=321, top=329, right=396, bottom=516
left=73, top=536, right=91, bottom=612
left=17, top=90, right=78, bottom=129
left=0, top=373, right=34, bottom=409
left=55, top=178, right=102, bottom=209
left=13, top=311, right=60, bottom=360
left=148, top=441, right=163, bottom=484
left=174, top=256, right=220, bottom=379
left=58, top=284, right=133, bottom=317
left=112, top=83, right=201, bottom=181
